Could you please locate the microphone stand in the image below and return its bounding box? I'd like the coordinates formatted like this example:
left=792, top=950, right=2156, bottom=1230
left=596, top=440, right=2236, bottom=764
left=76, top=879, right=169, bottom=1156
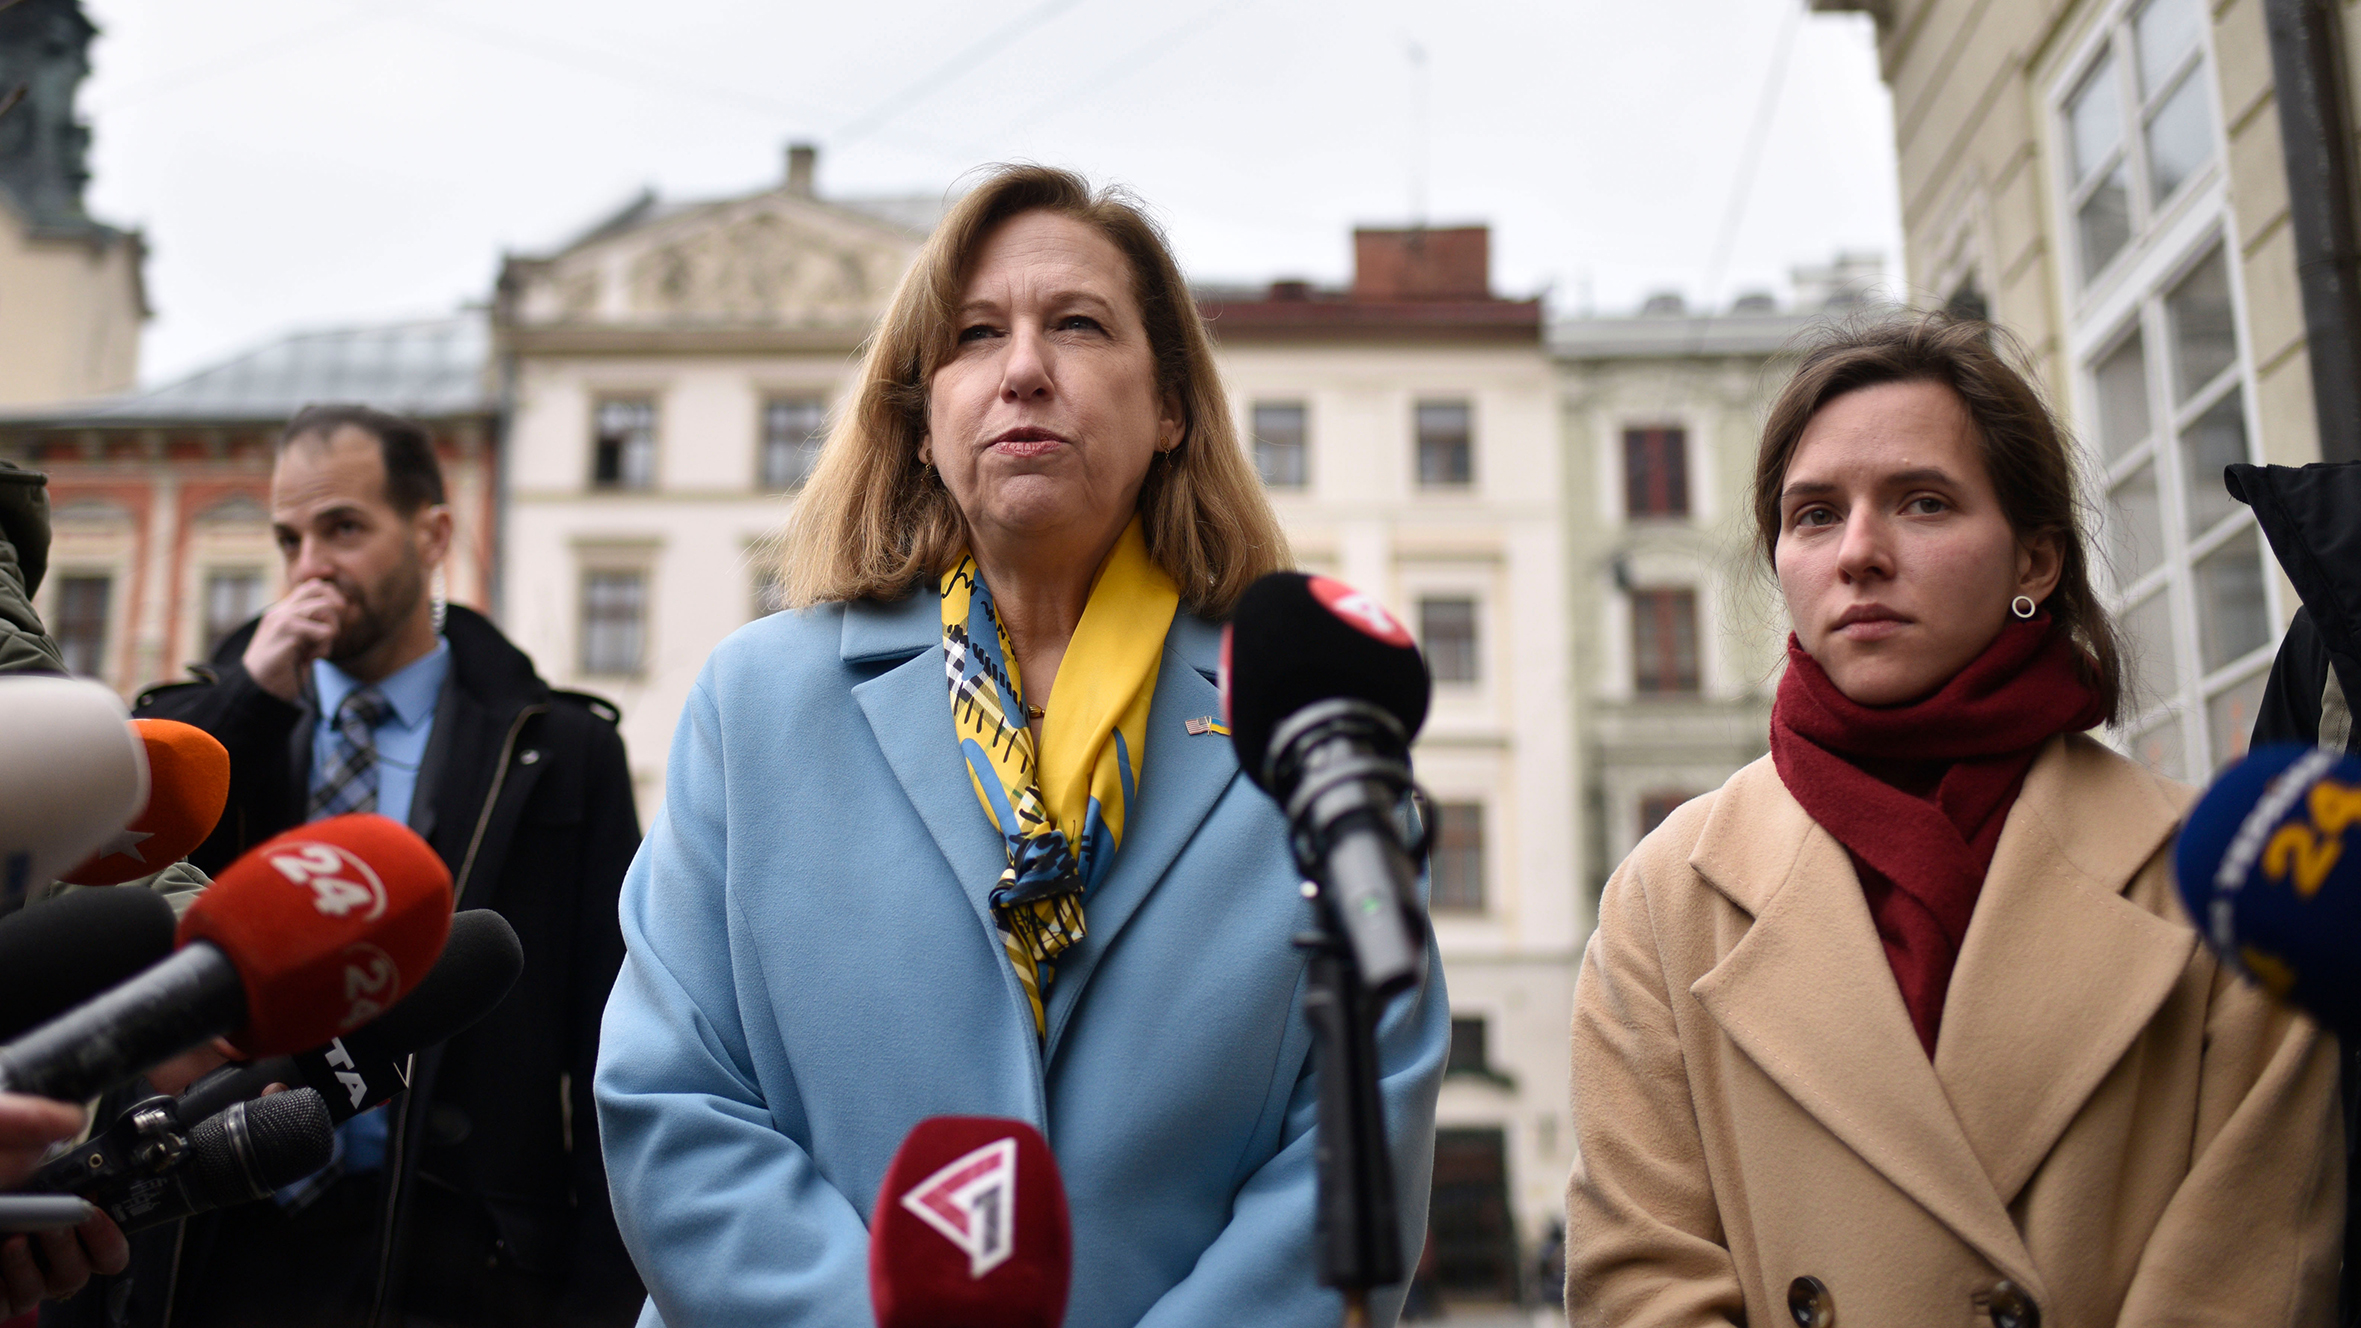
left=1271, top=701, right=1430, bottom=1328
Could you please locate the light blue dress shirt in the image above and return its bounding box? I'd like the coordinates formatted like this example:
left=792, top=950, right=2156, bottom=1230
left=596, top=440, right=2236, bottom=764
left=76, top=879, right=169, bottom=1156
left=309, top=638, right=449, bottom=828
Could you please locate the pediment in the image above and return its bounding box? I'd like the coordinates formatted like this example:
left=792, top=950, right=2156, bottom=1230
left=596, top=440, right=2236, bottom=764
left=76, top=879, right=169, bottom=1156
left=513, top=190, right=922, bottom=330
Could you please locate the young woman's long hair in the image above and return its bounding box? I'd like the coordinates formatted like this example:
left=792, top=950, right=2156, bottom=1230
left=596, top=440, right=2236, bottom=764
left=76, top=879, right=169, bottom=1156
left=1750, top=312, right=2127, bottom=723
left=775, top=164, right=1290, bottom=616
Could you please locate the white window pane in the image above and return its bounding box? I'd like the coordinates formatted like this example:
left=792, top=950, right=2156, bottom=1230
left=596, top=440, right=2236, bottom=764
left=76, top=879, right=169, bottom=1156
left=2195, top=529, right=2271, bottom=673
left=2178, top=388, right=2248, bottom=533
left=2069, top=57, right=2124, bottom=183
left=2130, top=714, right=2186, bottom=780
left=2078, top=167, right=2133, bottom=280
left=2166, top=247, right=2237, bottom=402
left=2107, top=462, right=2166, bottom=583
left=2206, top=667, right=2269, bottom=772
left=2124, top=588, right=2179, bottom=699
left=2144, top=70, right=2214, bottom=200
left=2135, top=0, right=2204, bottom=94
left=2093, top=332, right=2151, bottom=462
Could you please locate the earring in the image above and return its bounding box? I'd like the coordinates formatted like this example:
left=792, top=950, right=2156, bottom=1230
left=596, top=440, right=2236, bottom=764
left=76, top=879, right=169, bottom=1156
left=432, top=567, right=449, bottom=635
left=2010, top=594, right=2036, bottom=620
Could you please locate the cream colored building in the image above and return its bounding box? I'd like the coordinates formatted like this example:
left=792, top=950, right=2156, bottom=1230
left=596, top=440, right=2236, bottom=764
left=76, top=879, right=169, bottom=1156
left=1553, top=299, right=1835, bottom=891
left=1813, top=0, right=2343, bottom=776
left=0, top=0, right=146, bottom=407
left=493, top=146, right=935, bottom=810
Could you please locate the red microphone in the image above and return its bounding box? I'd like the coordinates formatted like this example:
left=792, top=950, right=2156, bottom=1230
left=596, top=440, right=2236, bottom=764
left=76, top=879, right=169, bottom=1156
left=0, top=814, right=452, bottom=1102
left=870, top=1117, right=1071, bottom=1328
left=63, top=719, right=233, bottom=885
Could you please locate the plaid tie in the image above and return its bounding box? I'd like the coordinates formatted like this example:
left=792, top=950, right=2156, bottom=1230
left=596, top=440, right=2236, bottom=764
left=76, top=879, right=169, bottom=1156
left=310, top=686, right=391, bottom=820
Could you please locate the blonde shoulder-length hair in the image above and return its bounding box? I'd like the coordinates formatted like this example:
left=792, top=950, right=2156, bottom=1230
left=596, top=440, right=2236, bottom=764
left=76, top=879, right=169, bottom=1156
left=775, top=164, right=1291, bottom=618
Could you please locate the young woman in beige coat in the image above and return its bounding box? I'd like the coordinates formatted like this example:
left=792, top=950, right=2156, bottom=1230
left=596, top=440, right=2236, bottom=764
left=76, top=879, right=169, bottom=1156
left=1566, top=315, right=2342, bottom=1326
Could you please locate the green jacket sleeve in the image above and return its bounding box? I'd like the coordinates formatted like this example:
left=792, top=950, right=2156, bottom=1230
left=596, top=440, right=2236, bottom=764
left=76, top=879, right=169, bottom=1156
left=0, top=460, right=66, bottom=675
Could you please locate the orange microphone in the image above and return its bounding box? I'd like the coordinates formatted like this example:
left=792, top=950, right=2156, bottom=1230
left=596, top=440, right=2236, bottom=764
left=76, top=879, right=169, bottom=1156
left=0, top=814, right=452, bottom=1101
left=63, top=720, right=232, bottom=886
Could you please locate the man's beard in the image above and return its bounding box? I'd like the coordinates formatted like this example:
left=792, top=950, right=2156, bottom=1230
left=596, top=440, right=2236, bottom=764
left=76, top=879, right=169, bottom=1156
left=326, top=555, right=427, bottom=665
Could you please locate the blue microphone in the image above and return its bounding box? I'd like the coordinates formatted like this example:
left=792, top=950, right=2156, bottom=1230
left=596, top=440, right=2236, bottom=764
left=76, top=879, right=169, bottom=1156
left=2175, top=743, right=2361, bottom=1034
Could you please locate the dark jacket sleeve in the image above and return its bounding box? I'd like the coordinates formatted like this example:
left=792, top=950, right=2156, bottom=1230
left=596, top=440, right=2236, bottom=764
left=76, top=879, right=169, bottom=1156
left=2255, top=607, right=2330, bottom=749
left=562, top=707, right=641, bottom=1315
left=134, top=655, right=305, bottom=873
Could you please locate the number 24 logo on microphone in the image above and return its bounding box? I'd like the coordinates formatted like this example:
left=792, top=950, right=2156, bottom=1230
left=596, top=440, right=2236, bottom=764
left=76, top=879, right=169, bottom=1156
left=2265, top=778, right=2361, bottom=898
left=267, top=842, right=389, bottom=923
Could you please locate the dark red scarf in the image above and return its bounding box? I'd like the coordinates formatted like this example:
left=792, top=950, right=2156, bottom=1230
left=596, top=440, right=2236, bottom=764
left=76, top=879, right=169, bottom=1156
left=1770, top=618, right=2107, bottom=1056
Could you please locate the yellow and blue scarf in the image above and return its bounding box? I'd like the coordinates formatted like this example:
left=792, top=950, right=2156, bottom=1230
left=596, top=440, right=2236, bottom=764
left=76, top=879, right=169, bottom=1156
left=941, top=517, right=1178, bottom=1038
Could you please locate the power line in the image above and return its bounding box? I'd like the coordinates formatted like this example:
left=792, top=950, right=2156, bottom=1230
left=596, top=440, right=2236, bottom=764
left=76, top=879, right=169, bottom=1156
left=952, top=0, right=1253, bottom=155
left=83, top=5, right=388, bottom=113
left=832, top=0, right=1091, bottom=149
left=1695, top=0, right=1804, bottom=323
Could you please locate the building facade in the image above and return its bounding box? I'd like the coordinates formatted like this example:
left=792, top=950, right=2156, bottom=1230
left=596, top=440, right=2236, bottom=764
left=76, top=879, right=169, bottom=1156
left=1203, top=228, right=1575, bottom=1304
left=1552, top=303, right=1829, bottom=898
left=0, top=0, right=147, bottom=407
left=1812, top=0, right=2338, bottom=777
left=0, top=315, right=498, bottom=697
left=493, top=146, right=935, bottom=811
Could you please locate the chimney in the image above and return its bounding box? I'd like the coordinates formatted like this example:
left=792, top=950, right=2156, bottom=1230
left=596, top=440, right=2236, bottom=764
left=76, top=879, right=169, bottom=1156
left=785, top=142, right=818, bottom=198
left=1351, top=226, right=1491, bottom=301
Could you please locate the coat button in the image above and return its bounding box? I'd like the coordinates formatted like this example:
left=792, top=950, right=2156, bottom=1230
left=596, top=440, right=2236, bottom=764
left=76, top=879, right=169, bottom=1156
left=519, top=749, right=541, bottom=765
left=1787, top=1275, right=1834, bottom=1328
left=1987, top=1281, right=2038, bottom=1328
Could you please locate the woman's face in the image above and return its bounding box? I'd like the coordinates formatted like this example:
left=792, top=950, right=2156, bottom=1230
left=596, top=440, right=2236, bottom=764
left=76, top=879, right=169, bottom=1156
left=1774, top=379, right=2061, bottom=706
left=925, top=209, right=1179, bottom=562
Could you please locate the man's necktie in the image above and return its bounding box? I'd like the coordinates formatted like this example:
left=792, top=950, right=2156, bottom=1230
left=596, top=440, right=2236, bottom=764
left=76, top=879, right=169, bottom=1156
left=310, top=686, right=391, bottom=820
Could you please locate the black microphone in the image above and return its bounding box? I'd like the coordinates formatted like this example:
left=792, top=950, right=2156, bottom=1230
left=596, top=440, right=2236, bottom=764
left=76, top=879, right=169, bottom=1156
left=174, top=909, right=525, bottom=1126
left=25, top=1088, right=334, bottom=1234
left=1223, top=572, right=1432, bottom=996
left=0, top=886, right=178, bottom=1042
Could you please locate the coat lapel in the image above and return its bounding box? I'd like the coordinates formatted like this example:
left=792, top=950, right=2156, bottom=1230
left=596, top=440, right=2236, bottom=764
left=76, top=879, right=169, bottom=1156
left=844, top=596, right=1010, bottom=933
left=1041, top=615, right=1238, bottom=1059
left=1932, top=734, right=2194, bottom=1202
left=1689, top=760, right=2045, bottom=1294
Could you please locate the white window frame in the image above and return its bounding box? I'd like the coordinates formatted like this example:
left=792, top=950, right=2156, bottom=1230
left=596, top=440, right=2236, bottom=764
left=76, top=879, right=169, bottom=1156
left=2049, top=6, right=2279, bottom=778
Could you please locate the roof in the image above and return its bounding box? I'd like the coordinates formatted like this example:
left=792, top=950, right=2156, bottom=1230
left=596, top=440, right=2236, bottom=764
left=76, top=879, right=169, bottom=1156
left=0, top=313, right=494, bottom=426
left=1195, top=284, right=1544, bottom=345
left=1548, top=309, right=1836, bottom=360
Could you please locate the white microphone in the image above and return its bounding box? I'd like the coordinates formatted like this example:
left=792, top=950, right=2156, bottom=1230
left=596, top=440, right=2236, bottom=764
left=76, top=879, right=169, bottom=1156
left=0, top=676, right=148, bottom=917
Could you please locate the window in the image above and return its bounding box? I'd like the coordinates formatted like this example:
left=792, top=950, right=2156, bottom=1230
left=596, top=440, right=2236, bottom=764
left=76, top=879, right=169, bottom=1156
left=591, top=399, right=657, bottom=490
left=1631, top=588, right=1701, bottom=696
left=2087, top=241, right=2270, bottom=775
left=580, top=570, right=647, bottom=676
left=1446, top=1017, right=1491, bottom=1076
left=1419, top=597, right=1478, bottom=683
left=1251, top=402, right=1307, bottom=489
left=1623, top=427, right=1689, bottom=517
left=760, top=397, right=827, bottom=491
left=1638, top=790, right=1693, bottom=840
left=203, top=569, right=266, bottom=657
left=53, top=575, right=110, bottom=678
left=1415, top=400, right=1472, bottom=487
left=2062, top=0, right=2217, bottom=284
left=1429, top=802, right=1485, bottom=911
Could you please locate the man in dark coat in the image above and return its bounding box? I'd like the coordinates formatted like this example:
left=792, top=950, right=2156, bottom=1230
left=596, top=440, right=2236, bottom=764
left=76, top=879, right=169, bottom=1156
left=2231, top=458, right=2361, bottom=1328
left=132, top=405, right=642, bottom=1327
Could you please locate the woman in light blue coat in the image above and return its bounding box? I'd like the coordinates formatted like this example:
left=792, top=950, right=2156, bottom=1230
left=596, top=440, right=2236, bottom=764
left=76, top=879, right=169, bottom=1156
left=594, top=165, right=1448, bottom=1328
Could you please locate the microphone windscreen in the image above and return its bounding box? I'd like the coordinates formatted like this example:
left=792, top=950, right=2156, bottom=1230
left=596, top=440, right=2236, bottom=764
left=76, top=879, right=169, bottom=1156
left=1222, top=572, right=1430, bottom=792
left=0, top=887, right=178, bottom=1040
left=870, top=1116, right=1070, bottom=1328
left=180, top=813, right=453, bottom=1056
left=0, top=676, right=147, bottom=914
left=2176, top=742, right=2361, bottom=1034
left=63, top=720, right=232, bottom=886
left=347, top=909, right=523, bottom=1058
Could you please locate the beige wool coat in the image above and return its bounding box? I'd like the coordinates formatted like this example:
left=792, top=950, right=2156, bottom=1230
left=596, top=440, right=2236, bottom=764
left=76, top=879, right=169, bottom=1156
left=1566, top=732, right=2343, bottom=1327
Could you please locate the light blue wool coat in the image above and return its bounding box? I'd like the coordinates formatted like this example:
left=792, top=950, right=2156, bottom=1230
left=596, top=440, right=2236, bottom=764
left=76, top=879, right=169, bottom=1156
left=595, top=590, right=1449, bottom=1328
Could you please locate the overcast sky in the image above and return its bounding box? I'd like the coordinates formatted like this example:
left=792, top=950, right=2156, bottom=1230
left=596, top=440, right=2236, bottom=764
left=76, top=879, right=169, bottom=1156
left=75, top=0, right=1905, bottom=387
